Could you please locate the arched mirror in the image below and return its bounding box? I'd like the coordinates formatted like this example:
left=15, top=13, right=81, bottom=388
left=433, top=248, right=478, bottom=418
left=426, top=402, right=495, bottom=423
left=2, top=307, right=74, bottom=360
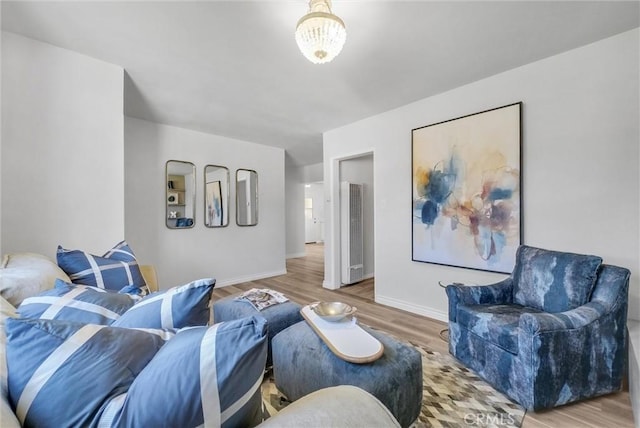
left=166, top=160, right=196, bottom=229
left=236, top=169, right=258, bottom=226
left=204, top=165, right=230, bottom=227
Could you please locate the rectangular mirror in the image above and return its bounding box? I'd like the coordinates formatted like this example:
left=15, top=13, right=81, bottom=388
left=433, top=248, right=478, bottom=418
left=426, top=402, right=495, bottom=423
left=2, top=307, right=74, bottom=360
left=236, top=169, right=258, bottom=226
left=166, top=160, right=196, bottom=229
left=204, top=165, right=230, bottom=227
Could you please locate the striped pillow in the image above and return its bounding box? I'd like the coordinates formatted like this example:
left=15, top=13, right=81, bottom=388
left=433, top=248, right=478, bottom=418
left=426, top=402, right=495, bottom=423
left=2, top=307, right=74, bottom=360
left=56, top=241, right=147, bottom=293
left=103, top=316, right=268, bottom=428
left=5, top=318, right=170, bottom=428
left=17, top=279, right=135, bottom=324
left=112, top=278, right=215, bottom=329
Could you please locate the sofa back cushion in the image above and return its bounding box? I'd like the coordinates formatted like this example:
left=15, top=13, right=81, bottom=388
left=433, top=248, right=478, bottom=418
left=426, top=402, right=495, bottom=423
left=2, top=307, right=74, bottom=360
left=512, top=245, right=602, bottom=313
left=0, top=253, right=71, bottom=307
left=109, top=317, right=267, bottom=428
left=7, top=316, right=266, bottom=428
left=5, top=318, right=169, bottom=428
left=112, top=278, right=215, bottom=329
left=56, top=241, right=147, bottom=293
left=18, top=279, right=135, bottom=324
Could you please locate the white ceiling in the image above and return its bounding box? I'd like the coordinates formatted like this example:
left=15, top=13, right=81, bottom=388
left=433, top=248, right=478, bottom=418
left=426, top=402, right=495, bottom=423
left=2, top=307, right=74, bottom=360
left=2, top=1, right=638, bottom=166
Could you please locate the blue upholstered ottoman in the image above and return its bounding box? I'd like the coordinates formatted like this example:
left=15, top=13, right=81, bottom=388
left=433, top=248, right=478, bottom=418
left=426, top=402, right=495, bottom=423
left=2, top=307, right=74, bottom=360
left=272, top=321, right=423, bottom=428
left=213, top=294, right=303, bottom=366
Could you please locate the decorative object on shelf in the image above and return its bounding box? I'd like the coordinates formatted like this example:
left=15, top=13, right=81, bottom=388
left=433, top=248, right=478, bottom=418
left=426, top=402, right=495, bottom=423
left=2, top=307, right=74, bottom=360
left=236, top=169, right=258, bottom=226
left=204, top=165, right=229, bottom=228
left=412, top=102, right=522, bottom=273
left=167, top=191, right=179, bottom=205
left=295, top=0, right=346, bottom=64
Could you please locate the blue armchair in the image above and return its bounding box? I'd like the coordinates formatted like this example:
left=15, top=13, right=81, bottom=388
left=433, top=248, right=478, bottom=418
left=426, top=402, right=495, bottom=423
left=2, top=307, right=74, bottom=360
left=446, top=245, right=630, bottom=411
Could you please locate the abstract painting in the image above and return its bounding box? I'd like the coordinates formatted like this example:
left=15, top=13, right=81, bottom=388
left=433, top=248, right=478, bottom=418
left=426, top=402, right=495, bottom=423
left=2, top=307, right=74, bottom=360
left=206, top=181, right=223, bottom=227
left=412, top=103, right=522, bottom=273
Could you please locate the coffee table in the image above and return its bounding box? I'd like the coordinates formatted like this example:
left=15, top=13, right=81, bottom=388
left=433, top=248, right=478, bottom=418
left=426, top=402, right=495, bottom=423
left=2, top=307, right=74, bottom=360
left=300, top=304, right=384, bottom=363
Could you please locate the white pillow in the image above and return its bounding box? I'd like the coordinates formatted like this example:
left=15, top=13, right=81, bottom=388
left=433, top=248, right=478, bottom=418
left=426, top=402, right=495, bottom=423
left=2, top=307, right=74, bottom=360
left=0, top=253, right=71, bottom=307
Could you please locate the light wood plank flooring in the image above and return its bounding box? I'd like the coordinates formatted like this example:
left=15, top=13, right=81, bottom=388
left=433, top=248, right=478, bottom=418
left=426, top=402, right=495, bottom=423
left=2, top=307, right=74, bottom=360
left=211, top=243, right=634, bottom=428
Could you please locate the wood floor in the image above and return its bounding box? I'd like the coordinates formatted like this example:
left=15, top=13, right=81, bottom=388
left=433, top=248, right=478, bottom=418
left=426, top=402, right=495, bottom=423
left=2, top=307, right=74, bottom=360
left=211, top=243, right=635, bottom=428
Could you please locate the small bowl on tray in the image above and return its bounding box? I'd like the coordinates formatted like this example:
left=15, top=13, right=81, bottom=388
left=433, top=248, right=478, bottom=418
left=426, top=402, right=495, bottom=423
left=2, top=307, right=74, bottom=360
left=310, top=301, right=357, bottom=322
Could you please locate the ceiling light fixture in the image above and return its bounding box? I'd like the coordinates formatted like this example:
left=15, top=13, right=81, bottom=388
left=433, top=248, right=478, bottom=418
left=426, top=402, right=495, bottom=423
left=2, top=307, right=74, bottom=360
left=295, top=0, right=346, bottom=64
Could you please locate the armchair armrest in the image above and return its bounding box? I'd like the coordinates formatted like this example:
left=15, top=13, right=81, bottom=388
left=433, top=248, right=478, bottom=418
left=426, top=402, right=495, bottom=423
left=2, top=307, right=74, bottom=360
left=139, top=265, right=158, bottom=293
left=519, top=302, right=607, bottom=334
left=446, top=277, right=513, bottom=322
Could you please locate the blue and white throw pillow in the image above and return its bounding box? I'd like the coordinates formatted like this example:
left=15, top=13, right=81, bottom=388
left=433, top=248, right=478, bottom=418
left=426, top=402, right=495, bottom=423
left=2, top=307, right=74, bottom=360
left=5, top=318, right=170, bottom=428
left=56, top=241, right=147, bottom=293
left=17, top=279, right=135, bottom=325
left=104, top=316, right=268, bottom=428
left=112, top=278, right=215, bottom=329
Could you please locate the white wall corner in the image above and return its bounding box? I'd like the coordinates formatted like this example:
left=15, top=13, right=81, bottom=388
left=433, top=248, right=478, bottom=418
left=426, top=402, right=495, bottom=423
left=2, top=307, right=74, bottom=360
left=322, top=279, right=340, bottom=290
left=212, top=269, right=288, bottom=289
left=286, top=252, right=306, bottom=259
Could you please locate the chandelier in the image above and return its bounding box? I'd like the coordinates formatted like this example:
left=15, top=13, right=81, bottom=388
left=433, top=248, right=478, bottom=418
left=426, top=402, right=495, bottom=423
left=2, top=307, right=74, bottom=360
left=295, top=0, right=347, bottom=64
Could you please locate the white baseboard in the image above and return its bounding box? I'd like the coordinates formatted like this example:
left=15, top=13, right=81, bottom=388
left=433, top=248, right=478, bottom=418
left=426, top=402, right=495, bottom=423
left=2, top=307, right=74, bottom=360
left=286, top=252, right=306, bottom=259
left=375, top=294, right=448, bottom=323
left=628, top=320, right=640, bottom=428
left=214, top=269, right=287, bottom=288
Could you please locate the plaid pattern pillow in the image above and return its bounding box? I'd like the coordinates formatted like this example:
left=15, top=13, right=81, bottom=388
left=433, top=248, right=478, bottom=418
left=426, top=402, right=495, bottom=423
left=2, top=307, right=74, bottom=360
left=6, top=317, right=265, bottom=428
left=104, top=317, right=267, bottom=428
left=5, top=318, right=170, bottom=428
left=17, top=279, right=135, bottom=325
left=112, top=278, right=215, bottom=329
left=56, top=241, right=147, bottom=293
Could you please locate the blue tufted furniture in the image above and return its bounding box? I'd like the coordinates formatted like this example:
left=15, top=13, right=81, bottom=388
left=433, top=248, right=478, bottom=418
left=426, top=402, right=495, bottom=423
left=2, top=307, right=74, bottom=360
left=213, top=294, right=303, bottom=367
left=446, top=245, right=630, bottom=411
left=272, top=321, right=423, bottom=428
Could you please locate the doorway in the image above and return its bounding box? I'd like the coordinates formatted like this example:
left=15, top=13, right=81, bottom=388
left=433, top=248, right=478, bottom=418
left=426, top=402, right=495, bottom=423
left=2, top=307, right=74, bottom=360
left=338, top=153, right=374, bottom=286
left=304, top=182, right=324, bottom=244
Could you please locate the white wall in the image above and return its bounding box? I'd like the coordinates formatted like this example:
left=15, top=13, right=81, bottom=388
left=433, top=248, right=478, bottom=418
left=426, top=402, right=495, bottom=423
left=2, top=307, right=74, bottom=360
left=0, top=27, right=3, bottom=257
left=125, top=117, right=286, bottom=289
left=1, top=32, right=125, bottom=257
left=285, top=161, right=306, bottom=258
left=340, top=154, right=374, bottom=279
left=302, top=162, right=323, bottom=184
left=324, top=29, right=640, bottom=321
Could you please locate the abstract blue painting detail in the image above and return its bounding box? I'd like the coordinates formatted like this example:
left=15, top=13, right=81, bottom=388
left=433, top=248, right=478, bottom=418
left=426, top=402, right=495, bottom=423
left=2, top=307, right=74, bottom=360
left=412, top=103, right=522, bottom=273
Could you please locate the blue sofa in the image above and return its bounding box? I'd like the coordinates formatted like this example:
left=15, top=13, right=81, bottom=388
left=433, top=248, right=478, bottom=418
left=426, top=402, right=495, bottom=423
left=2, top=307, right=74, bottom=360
left=446, top=245, right=630, bottom=411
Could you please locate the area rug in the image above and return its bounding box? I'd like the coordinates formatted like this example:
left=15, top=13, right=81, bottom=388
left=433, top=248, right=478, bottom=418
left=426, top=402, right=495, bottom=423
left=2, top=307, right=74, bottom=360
left=261, top=345, right=525, bottom=427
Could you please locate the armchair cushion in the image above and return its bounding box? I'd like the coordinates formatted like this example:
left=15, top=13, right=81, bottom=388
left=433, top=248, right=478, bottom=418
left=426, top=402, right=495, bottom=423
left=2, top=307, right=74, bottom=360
left=457, top=304, right=542, bottom=354
left=512, top=245, right=602, bottom=313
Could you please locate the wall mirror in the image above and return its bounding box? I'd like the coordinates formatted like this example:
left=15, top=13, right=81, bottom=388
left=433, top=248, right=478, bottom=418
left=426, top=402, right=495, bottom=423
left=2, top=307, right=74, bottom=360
left=236, top=169, right=258, bottom=226
left=166, top=160, right=196, bottom=229
left=204, top=165, right=230, bottom=227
